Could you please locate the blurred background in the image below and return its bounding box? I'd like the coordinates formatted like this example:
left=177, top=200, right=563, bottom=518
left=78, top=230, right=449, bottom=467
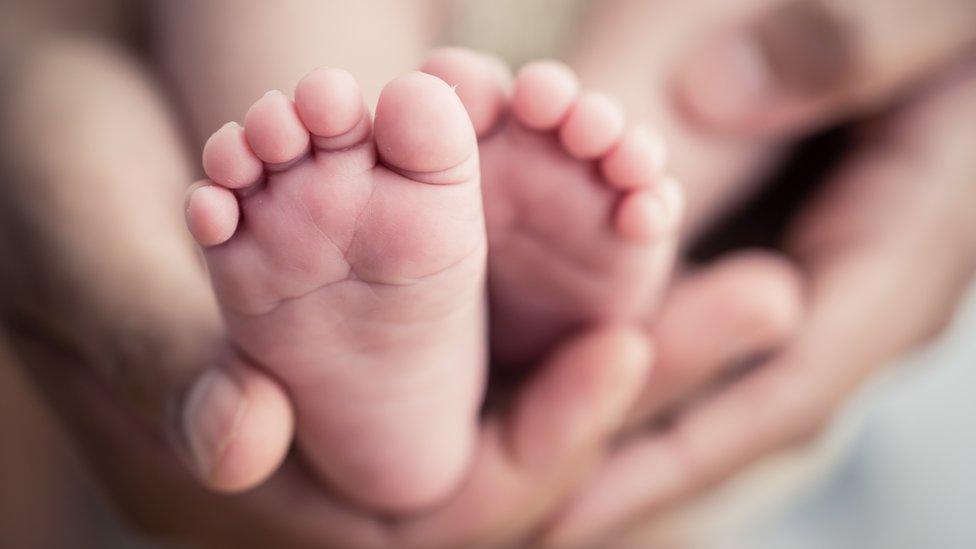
left=740, top=283, right=976, bottom=549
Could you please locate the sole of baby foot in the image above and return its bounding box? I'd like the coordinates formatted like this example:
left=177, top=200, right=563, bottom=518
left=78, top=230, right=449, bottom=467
left=423, top=48, right=683, bottom=368
left=186, top=68, right=487, bottom=512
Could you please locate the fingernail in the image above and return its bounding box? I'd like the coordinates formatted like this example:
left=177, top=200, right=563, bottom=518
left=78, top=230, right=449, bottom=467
left=752, top=1, right=855, bottom=95
left=182, top=368, right=247, bottom=480
left=676, top=1, right=854, bottom=127
left=676, top=32, right=774, bottom=126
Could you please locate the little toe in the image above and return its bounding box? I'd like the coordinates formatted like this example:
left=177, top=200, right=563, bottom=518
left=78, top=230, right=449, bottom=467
left=243, top=90, right=311, bottom=166
left=294, top=67, right=371, bottom=150
left=421, top=47, right=511, bottom=136
left=511, top=60, right=579, bottom=130
left=186, top=182, right=240, bottom=247
left=601, top=126, right=669, bottom=190
left=373, top=71, right=477, bottom=183
left=615, top=178, right=684, bottom=243
left=202, top=122, right=263, bottom=189
left=658, top=175, right=685, bottom=226
left=559, top=92, right=626, bottom=159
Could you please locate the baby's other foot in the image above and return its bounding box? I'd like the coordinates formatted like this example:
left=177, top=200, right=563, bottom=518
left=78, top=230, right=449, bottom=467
left=424, top=49, right=682, bottom=367
left=185, top=68, right=486, bottom=511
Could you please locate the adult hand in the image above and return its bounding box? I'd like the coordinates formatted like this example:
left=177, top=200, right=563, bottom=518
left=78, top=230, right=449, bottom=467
left=4, top=245, right=803, bottom=549
left=676, top=0, right=976, bottom=135
left=544, top=55, right=976, bottom=548
left=0, top=36, right=806, bottom=548
left=0, top=39, right=658, bottom=549
left=7, top=314, right=654, bottom=548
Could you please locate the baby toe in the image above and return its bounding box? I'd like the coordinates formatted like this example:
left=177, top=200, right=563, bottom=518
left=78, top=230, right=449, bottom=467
left=243, top=90, right=311, bottom=166
left=601, top=126, right=669, bottom=190
left=186, top=182, right=240, bottom=246
left=202, top=122, right=263, bottom=189
left=511, top=60, right=579, bottom=130
left=615, top=177, right=684, bottom=243
left=295, top=67, right=370, bottom=150
left=559, top=92, right=626, bottom=159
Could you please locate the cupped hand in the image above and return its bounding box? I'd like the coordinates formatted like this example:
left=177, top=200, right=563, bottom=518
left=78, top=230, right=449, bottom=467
left=544, top=32, right=976, bottom=549
left=676, top=0, right=976, bottom=135
left=8, top=312, right=653, bottom=548
left=0, top=35, right=806, bottom=548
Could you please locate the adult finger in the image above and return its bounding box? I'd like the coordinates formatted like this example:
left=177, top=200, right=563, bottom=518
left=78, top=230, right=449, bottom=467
left=0, top=38, right=293, bottom=493
left=627, top=250, right=804, bottom=427
left=126, top=326, right=654, bottom=548
left=393, top=326, right=653, bottom=549
left=543, top=62, right=976, bottom=548
left=543, top=258, right=958, bottom=547
left=676, top=0, right=976, bottom=134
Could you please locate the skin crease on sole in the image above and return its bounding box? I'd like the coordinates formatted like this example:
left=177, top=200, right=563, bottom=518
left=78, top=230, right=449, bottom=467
left=421, top=48, right=685, bottom=368
left=184, top=48, right=681, bottom=512
left=186, top=68, right=487, bottom=513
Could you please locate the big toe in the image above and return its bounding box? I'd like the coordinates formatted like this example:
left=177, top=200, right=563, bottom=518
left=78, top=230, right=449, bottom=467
left=373, top=71, right=477, bottom=182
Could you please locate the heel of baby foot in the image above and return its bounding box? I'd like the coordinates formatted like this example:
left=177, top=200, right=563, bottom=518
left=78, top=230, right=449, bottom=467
left=319, top=422, right=476, bottom=513
left=295, top=67, right=373, bottom=151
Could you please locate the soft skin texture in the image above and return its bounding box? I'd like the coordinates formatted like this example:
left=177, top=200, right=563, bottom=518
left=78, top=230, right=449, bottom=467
left=187, top=69, right=486, bottom=512
left=423, top=49, right=684, bottom=367
left=0, top=32, right=804, bottom=546
left=11, top=315, right=656, bottom=548
left=541, top=0, right=976, bottom=541
left=6, top=1, right=975, bottom=547
left=545, top=67, right=976, bottom=546
left=572, top=0, right=976, bottom=240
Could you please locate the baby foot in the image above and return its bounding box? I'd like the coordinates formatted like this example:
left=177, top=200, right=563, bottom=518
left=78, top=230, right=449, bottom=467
left=423, top=49, right=682, bottom=367
left=185, top=69, right=486, bottom=511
